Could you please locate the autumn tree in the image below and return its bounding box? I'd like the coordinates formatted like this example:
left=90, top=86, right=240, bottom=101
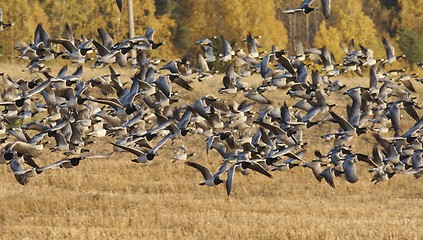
left=173, top=0, right=288, bottom=59
left=397, top=29, right=423, bottom=66
left=313, top=0, right=384, bottom=61
left=361, top=0, right=398, bottom=36
left=154, top=0, right=174, bottom=16
left=1, top=0, right=422, bottom=67
left=398, top=0, right=423, bottom=35
left=277, top=0, right=324, bottom=51
left=0, top=1, right=48, bottom=60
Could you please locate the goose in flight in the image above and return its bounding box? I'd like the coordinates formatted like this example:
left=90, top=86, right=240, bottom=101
left=172, top=145, right=195, bottom=162
left=327, top=110, right=367, bottom=144
left=319, top=167, right=336, bottom=188
left=111, top=142, right=149, bottom=163
left=8, top=156, right=39, bottom=185
left=8, top=155, right=109, bottom=185
left=283, top=0, right=331, bottom=19
left=50, top=37, right=93, bottom=64
left=226, top=160, right=273, bottom=196
left=381, top=36, right=396, bottom=64
left=111, top=134, right=171, bottom=162
left=185, top=161, right=227, bottom=186
left=0, top=8, right=14, bottom=31
left=2, top=140, right=42, bottom=159
left=38, top=155, right=110, bottom=170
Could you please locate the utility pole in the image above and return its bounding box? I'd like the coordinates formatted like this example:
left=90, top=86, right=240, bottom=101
left=127, top=0, right=135, bottom=39
left=306, top=14, right=309, bottom=46
left=127, top=0, right=136, bottom=64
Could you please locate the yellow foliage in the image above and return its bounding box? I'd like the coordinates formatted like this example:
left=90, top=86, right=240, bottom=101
left=399, top=0, right=423, bottom=34
left=0, top=0, right=420, bottom=64
left=313, top=22, right=341, bottom=59
left=0, top=1, right=42, bottom=59
left=314, top=0, right=384, bottom=61
left=0, top=1, right=179, bottom=61
left=175, top=0, right=288, bottom=55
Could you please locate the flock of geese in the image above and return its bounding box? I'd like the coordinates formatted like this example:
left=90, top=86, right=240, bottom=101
left=0, top=2, right=423, bottom=196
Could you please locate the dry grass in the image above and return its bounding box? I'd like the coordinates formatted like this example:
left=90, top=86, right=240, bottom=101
left=1, top=62, right=423, bottom=239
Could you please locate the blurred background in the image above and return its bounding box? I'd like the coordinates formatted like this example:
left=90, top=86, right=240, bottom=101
left=0, top=0, right=422, bottom=67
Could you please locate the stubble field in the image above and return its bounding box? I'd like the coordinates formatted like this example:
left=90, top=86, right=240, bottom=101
left=0, top=63, right=423, bottom=239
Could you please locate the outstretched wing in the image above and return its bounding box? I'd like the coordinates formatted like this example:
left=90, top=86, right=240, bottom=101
left=116, top=0, right=123, bottom=12
left=321, top=0, right=331, bottom=19
left=185, top=161, right=212, bottom=180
